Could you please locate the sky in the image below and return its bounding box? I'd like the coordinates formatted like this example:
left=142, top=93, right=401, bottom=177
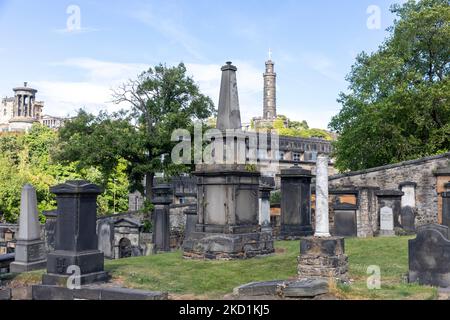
left=0, top=0, right=406, bottom=129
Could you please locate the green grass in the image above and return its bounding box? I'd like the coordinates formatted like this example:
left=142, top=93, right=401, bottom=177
left=2, top=237, right=439, bottom=300
left=105, top=237, right=437, bottom=300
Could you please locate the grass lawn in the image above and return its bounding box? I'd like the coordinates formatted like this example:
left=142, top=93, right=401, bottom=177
left=1, top=236, right=439, bottom=300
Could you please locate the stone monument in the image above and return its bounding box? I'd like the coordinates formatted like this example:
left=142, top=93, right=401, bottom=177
left=442, top=191, right=450, bottom=229
left=399, top=182, right=417, bottom=233
left=10, top=184, right=47, bottom=273
left=376, top=190, right=404, bottom=236
left=298, top=154, right=348, bottom=282
left=182, top=62, right=274, bottom=259
left=259, top=182, right=273, bottom=232
left=409, top=224, right=450, bottom=288
left=152, top=184, right=172, bottom=253
left=278, top=165, right=314, bottom=239
left=42, top=180, right=109, bottom=286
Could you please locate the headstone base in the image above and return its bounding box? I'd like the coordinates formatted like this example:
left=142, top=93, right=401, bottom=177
left=298, top=237, right=349, bottom=282
left=10, top=239, right=47, bottom=273
left=43, top=250, right=109, bottom=286
left=183, top=231, right=274, bottom=260
left=278, top=224, right=314, bottom=240
left=379, top=230, right=395, bottom=237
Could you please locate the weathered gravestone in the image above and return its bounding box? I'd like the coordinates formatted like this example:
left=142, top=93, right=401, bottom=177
left=376, top=190, right=403, bottom=236
left=442, top=191, right=450, bottom=230
left=182, top=62, right=274, bottom=259
left=10, top=184, right=47, bottom=273
left=399, top=182, right=417, bottom=233
left=380, top=206, right=394, bottom=236
left=409, top=224, right=450, bottom=288
left=152, top=184, right=172, bottom=253
left=278, top=165, right=314, bottom=239
left=183, top=204, right=197, bottom=243
left=42, top=180, right=109, bottom=286
left=333, top=203, right=357, bottom=237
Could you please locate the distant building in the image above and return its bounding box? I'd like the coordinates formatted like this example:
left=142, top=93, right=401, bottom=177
left=0, top=82, right=67, bottom=132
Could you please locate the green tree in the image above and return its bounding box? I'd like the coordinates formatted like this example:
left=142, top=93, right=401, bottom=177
left=329, top=0, right=450, bottom=171
left=56, top=63, right=215, bottom=202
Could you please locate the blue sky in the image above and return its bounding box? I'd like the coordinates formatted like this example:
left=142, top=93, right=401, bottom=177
left=0, top=0, right=405, bottom=128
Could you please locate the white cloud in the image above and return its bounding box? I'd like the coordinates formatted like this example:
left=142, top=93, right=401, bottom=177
left=34, top=59, right=264, bottom=122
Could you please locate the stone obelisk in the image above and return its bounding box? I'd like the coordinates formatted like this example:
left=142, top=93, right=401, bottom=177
left=10, top=184, right=47, bottom=273
left=182, top=61, right=274, bottom=259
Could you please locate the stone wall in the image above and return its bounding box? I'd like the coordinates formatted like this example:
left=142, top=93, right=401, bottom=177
left=329, top=153, right=450, bottom=237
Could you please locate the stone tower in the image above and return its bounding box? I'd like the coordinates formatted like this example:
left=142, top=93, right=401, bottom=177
left=263, top=53, right=277, bottom=120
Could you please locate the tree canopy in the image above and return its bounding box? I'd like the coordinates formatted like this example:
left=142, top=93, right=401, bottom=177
left=329, top=0, right=450, bottom=172
left=56, top=63, right=215, bottom=202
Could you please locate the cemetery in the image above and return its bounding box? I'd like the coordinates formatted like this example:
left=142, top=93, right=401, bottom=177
left=0, top=59, right=449, bottom=301
left=0, top=0, right=448, bottom=305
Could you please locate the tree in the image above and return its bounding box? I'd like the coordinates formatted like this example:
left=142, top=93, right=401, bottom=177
left=329, top=0, right=450, bottom=171
left=57, top=63, right=215, bottom=202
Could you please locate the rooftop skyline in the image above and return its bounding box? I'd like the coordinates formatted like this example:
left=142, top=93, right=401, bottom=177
left=0, top=0, right=406, bottom=128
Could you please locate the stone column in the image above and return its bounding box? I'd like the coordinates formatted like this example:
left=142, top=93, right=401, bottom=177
left=10, top=184, right=47, bottom=273
left=42, top=180, right=109, bottom=286
left=314, top=154, right=330, bottom=237
left=259, top=184, right=273, bottom=232
left=152, top=184, right=172, bottom=253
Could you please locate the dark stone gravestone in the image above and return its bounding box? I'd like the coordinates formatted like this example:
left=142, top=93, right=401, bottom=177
left=43, top=210, right=57, bottom=253
left=152, top=184, right=172, bottom=253
left=442, top=192, right=450, bottom=229
left=333, top=203, right=357, bottom=237
left=183, top=204, right=197, bottom=243
left=409, top=224, right=450, bottom=288
left=401, top=206, right=416, bottom=234
left=278, top=165, right=313, bottom=239
left=42, top=180, right=109, bottom=286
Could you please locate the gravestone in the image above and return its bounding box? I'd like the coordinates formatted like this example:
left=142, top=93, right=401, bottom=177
left=409, top=224, right=450, bottom=288
left=333, top=203, right=357, bottom=237
left=183, top=204, right=197, bottom=242
left=278, top=165, right=313, bottom=239
left=380, top=206, right=394, bottom=236
left=399, top=182, right=417, bottom=233
left=442, top=192, right=450, bottom=229
left=376, top=190, right=403, bottom=236
left=152, top=184, right=172, bottom=253
left=43, top=210, right=57, bottom=252
left=10, top=184, right=47, bottom=273
left=42, top=180, right=109, bottom=286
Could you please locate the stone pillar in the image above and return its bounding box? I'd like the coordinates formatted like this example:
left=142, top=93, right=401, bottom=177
left=259, top=184, right=273, bottom=232
left=278, top=165, right=313, bottom=239
left=442, top=192, right=450, bottom=229
left=43, top=210, right=58, bottom=253
left=376, top=190, right=404, bottom=236
left=152, top=184, right=172, bottom=253
left=314, top=154, right=330, bottom=237
left=10, top=184, right=47, bottom=273
left=183, top=204, right=197, bottom=243
left=399, top=182, right=417, bottom=233
left=42, top=180, right=109, bottom=286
